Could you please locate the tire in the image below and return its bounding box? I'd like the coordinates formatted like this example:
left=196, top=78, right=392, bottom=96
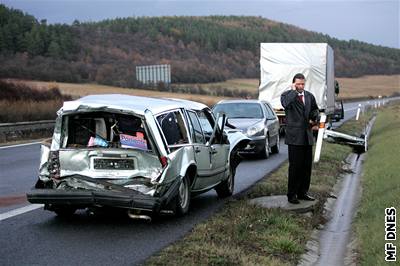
left=271, top=134, right=280, bottom=154
left=53, top=206, right=76, bottom=217
left=175, top=175, right=191, bottom=216
left=259, top=137, right=270, bottom=159
left=215, top=166, right=235, bottom=198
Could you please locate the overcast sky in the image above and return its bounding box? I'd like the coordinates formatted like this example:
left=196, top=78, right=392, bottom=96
left=2, top=0, right=399, bottom=49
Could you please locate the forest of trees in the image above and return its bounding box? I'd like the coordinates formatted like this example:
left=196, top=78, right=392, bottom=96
left=1, top=4, right=399, bottom=88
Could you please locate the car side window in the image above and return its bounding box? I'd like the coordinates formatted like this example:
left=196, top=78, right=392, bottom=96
left=197, top=110, right=214, bottom=141
left=263, top=103, right=276, bottom=119
left=157, top=111, right=189, bottom=145
left=187, top=111, right=205, bottom=144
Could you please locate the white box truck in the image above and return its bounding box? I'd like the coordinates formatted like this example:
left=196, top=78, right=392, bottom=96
left=258, top=43, right=338, bottom=132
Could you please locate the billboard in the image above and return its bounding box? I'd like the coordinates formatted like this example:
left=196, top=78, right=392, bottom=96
left=136, top=64, right=171, bottom=85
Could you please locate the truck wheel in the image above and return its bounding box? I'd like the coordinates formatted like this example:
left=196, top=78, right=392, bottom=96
left=175, top=175, right=191, bottom=216
left=215, top=167, right=235, bottom=198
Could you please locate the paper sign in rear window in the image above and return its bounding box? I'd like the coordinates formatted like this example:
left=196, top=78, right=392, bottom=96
left=120, top=134, right=147, bottom=150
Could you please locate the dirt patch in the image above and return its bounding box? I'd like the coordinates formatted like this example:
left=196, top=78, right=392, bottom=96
left=0, top=195, right=28, bottom=207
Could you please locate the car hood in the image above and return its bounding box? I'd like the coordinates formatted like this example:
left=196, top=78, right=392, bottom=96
left=228, top=118, right=264, bottom=131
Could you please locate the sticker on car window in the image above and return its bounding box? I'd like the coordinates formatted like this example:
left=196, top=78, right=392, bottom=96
left=87, top=136, right=109, bottom=147
left=120, top=133, right=148, bottom=150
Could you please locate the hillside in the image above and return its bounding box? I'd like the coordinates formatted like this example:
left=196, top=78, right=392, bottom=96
left=1, top=4, right=399, bottom=88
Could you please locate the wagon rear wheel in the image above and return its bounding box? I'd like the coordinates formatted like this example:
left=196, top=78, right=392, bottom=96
left=174, top=174, right=191, bottom=216
left=53, top=206, right=76, bottom=218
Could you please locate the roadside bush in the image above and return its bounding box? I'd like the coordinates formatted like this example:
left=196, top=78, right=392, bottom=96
left=0, top=80, right=71, bottom=101
left=0, top=100, right=63, bottom=122
left=0, top=80, right=71, bottom=122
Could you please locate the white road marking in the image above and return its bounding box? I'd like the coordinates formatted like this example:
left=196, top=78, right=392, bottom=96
left=0, top=204, right=43, bottom=221
left=0, top=141, right=42, bottom=150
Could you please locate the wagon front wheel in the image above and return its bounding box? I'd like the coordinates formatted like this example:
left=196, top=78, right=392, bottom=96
left=215, top=167, right=235, bottom=198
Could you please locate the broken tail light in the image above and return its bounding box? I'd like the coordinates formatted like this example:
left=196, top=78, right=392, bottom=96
left=159, top=156, right=168, bottom=168
left=48, top=150, right=60, bottom=179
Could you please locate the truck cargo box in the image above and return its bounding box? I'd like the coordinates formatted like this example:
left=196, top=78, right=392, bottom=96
left=259, top=43, right=335, bottom=115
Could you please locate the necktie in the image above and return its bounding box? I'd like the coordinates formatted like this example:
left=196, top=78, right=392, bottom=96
left=298, top=94, right=304, bottom=104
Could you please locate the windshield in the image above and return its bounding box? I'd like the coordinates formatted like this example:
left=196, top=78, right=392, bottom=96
left=213, top=103, right=263, bottom=119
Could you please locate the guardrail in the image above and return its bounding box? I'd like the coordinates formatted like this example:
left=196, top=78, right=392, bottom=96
left=0, top=120, right=55, bottom=143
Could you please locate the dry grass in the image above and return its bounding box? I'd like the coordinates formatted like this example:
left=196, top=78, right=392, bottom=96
left=0, top=80, right=69, bottom=122
left=9, top=74, right=399, bottom=104
left=9, top=79, right=231, bottom=107
left=0, top=100, right=62, bottom=122
left=336, top=75, right=400, bottom=100
left=181, top=78, right=260, bottom=93
left=6, top=75, right=398, bottom=116
left=183, top=75, right=400, bottom=100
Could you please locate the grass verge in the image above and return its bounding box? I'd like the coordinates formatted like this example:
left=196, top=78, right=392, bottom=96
left=354, top=102, right=400, bottom=265
left=335, top=105, right=376, bottom=137
left=143, top=113, right=391, bottom=265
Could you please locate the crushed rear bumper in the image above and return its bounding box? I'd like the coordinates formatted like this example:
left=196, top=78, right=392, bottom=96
left=27, top=178, right=180, bottom=213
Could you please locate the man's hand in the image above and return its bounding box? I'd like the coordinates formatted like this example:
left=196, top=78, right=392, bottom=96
left=309, top=120, right=318, bottom=131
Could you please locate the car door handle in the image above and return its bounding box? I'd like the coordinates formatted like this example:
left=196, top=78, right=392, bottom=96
left=210, top=147, right=218, bottom=154
left=195, top=147, right=201, bottom=153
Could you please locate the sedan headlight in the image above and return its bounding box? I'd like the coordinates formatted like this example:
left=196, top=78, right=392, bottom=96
left=246, top=122, right=265, bottom=137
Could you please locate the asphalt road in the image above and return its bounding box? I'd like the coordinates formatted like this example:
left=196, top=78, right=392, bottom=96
left=0, top=99, right=392, bottom=265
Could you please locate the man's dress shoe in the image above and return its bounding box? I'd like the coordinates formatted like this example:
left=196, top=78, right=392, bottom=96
left=298, top=194, right=315, bottom=201
left=288, top=196, right=300, bottom=204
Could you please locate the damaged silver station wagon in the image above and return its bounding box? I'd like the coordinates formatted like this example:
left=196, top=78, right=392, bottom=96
left=27, top=94, right=249, bottom=218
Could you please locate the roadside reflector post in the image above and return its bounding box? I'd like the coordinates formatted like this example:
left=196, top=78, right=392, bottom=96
left=314, top=113, right=327, bottom=163
left=356, top=104, right=361, bottom=121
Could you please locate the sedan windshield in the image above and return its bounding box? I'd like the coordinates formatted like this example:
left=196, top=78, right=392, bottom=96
left=213, top=103, right=263, bottom=119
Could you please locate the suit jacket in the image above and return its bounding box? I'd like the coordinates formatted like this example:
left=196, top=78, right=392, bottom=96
left=281, top=89, right=319, bottom=146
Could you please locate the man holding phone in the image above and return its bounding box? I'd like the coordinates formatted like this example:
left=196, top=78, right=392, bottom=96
left=281, top=73, right=319, bottom=204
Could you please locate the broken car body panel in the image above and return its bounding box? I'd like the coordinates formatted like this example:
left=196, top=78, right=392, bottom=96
left=27, top=94, right=249, bottom=216
left=324, top=129, right=367, bottom=153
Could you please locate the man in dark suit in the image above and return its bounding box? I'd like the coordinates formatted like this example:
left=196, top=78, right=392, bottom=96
left=281, top=73, right=319, bottom=204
